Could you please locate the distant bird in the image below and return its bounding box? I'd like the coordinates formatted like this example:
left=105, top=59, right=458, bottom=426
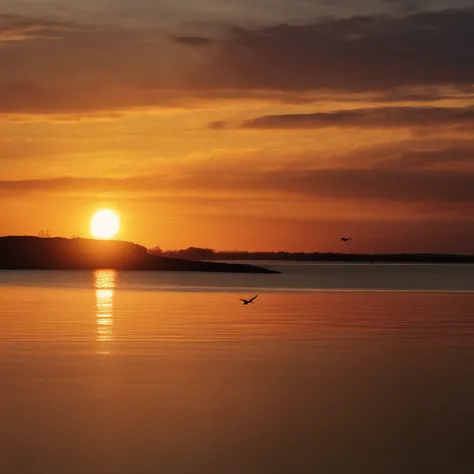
left=239, top=295, right=258, bottom=305
left=340, top=237, right=352, bottom=242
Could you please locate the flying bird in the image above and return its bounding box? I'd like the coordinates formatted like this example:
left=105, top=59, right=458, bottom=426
left=239, top=295, right=258, bottom=305
left=340, top=237, right=352, bottom=242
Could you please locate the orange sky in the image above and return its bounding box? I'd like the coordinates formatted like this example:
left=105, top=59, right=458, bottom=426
left=1, top=4, right=474, bottom=253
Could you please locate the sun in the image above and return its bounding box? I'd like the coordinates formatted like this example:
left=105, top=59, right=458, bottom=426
left=90, top=209, right=120, bottom=239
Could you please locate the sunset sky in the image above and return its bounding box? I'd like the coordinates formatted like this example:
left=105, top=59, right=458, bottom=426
left=2, top=0, right=474, bottom=253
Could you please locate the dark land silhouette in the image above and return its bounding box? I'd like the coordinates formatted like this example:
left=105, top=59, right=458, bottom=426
left=155, top=247, right=474, bottom=263
left=0, top=237, right=277, bottom=273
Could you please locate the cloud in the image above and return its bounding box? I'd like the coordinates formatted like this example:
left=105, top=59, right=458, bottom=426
left=240, top=106, right=474, bottom=129
left=0, top=16, right=189, bottom=115
left=2, top=9, right=474, bottom=115
left=358, top=139, right=474, bottom=169
left=0, top=13, right=94, bottom=42
left=171, top=35, right=215, bottom=46
left=1, top=156, right=474, bottom=204
left=208, top=120, right=227, bottom=129
left=189, top=8, right=474, bottom=92
left=294, top=136, right=474, bottom=169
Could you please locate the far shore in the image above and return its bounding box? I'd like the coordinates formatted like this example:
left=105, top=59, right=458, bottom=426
left=155, top=247, right=474, bottom=264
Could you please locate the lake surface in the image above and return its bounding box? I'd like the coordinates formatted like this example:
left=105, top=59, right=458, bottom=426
left=1, top=263, right=473, bottom=473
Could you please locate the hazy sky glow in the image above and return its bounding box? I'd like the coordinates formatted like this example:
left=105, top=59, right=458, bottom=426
left=2, top=0, right=474, bottom=252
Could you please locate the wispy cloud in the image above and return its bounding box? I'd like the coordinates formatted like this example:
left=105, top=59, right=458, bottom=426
left=170, top=35, right=215, bottom=46
left=2, top=9, right=474, bottom=115
left=241, top=106, right=474, bottom=130
left=2, top=150, right=474, bottom=204
left=0, top=13, right=95, bottom=42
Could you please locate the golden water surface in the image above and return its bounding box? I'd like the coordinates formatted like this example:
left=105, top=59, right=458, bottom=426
left=0, top=267, right=473, bottom=474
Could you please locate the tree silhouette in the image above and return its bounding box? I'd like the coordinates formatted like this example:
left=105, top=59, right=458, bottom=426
left=149, top=246, right=164, bottom=255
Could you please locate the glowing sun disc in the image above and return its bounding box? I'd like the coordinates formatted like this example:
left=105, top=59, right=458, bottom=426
left=90, top=209, right=120, bottom=239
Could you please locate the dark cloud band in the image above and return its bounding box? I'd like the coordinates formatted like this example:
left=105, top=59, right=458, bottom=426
left=241, top=106, right=474, bottom=129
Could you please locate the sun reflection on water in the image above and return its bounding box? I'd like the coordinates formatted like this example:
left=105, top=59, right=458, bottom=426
left=94, top=270, right=116, bottom=355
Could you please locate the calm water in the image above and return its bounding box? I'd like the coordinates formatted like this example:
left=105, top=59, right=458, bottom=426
left=0, top=264, right=473, bottom=473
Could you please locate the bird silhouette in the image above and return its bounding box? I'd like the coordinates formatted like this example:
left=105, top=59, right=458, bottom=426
left=239, top=295, right=258, bottom=305
left=340, top=237, right=352, bottom=242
